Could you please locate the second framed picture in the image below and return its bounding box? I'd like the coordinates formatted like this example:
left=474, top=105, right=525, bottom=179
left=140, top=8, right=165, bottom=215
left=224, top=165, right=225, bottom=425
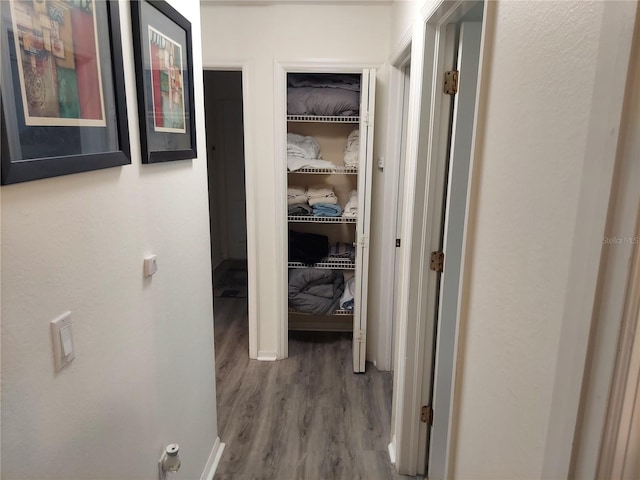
left=131, top=0, right=196, bottom=163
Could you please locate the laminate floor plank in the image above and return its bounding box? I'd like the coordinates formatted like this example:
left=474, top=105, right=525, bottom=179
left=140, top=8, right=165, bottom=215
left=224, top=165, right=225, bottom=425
left=213, top=297, right=414, bottom=480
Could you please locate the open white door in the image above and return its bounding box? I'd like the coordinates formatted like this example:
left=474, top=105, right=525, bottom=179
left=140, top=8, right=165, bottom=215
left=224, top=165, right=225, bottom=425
left=425, top=21, right=482, bottom=478
left=353, top=68, right=376, bottom=373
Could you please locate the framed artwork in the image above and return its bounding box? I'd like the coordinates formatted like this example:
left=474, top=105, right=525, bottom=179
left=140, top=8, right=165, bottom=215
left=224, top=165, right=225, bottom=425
left=131, top=0, right=196, bottom=163
left=0, top=0, right=130, bottom=185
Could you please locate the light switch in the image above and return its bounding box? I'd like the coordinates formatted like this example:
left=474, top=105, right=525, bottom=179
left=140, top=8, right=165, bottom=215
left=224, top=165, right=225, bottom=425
left=60, top=325, right=74, bottom=358
left=51, top=311, right=75, bottom=372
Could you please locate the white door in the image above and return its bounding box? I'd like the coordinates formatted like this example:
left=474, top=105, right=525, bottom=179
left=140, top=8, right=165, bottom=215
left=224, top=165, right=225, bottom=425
left=353, top=68, right=376, bottom=373
left=424, top=22, right=483, bottom=477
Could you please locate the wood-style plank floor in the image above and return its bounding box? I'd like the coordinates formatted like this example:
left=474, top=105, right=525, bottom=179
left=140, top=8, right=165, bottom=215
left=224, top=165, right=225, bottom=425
left=213, top=297, right=412, bottom=480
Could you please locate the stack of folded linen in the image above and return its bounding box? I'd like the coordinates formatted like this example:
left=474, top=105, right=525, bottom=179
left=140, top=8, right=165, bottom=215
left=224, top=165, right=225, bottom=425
left=328, top=242, right=356, bottom=263
left=313, top=203, right=342, bottom=217
left=343, top=129, right=360, bottom=167
left=340, top=277, right=356, bottom=311
left=287, top=133, right=335, bottom=171
left=288, top=185, right=312, bottom=215
left=288, top=203, right=313, bottom=215
left=342, top=190, right=358, bottom=217
left=288, top=185, right=308, bottom=205
left=306, top=184, right=338, bottom=206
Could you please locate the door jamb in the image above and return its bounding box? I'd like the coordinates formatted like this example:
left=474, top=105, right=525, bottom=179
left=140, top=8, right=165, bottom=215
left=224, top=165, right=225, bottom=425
left=203, top=62, right=259, bottom=360
left=378, top=41, right=411, bottom=375
left=391, top=0, right=487, bottom=476
left=273, top=60, right=382, bottom=361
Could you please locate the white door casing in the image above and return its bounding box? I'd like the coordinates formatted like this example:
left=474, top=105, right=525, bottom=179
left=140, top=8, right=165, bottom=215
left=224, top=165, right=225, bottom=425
left=392, top=1, right=486, bottom=476
left=428, top=21, right=482, bottom=480
left=353, top=68, right=376, bottom=373
left=274, top=62, right=380, bottom=363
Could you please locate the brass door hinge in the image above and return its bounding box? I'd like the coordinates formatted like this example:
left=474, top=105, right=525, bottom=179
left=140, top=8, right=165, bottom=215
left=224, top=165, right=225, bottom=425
left=421, top=405, right=433, bottom=425
left=430, top=251, right=444, bottom=273
left=444, top=70, right=459, bottom=95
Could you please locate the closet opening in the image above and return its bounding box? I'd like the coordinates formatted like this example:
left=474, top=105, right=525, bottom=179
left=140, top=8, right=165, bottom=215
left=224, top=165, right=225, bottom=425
left=281, top=69, right=375, bottom=373
left=203, top=70, right=250, bottom=402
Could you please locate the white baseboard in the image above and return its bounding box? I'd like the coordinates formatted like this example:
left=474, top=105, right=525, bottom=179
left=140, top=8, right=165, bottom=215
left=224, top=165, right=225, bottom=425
left=388, top=435, right=397, bottom=465
left=200, top=436, right=225, bottom=480
left=257, top=351, right=278, bottom=361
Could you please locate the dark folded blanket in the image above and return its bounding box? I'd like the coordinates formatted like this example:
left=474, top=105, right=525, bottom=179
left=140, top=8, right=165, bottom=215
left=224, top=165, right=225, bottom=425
left=289, top=230, right=328, bottom=264
left=288, top=268, right=345, bottom=315
left=288, top=203, right=313, bottom=216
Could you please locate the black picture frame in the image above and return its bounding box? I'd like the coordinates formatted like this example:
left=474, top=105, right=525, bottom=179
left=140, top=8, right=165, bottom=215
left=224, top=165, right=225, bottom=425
left=0, top=0, right=130, bottom=185
left=131, top=0, right=197, bottom=164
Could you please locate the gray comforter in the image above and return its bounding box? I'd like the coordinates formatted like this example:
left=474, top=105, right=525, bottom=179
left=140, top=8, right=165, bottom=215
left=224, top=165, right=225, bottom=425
left=288, top=268, right=345, bottom=315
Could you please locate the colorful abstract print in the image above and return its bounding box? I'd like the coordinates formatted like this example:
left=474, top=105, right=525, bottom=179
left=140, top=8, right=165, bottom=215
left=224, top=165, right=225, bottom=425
left=148, top=26, right=185, bottom=133
left=11, top=0, right=106, bottom=127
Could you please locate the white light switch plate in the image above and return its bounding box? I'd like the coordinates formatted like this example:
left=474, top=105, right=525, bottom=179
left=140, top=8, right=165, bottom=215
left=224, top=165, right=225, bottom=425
left=51, top=311, right=75, bottom=372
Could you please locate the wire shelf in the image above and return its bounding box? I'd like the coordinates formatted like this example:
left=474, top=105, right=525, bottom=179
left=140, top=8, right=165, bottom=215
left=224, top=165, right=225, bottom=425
left=288, top=307, right=354, bottom=316
left=288, top=166, right=358, bottom=175
left=288, top=215, right=357, bottom=224
left=287, top=115, right=360, bottom=123
left=288, top=258, right=355, bottom=270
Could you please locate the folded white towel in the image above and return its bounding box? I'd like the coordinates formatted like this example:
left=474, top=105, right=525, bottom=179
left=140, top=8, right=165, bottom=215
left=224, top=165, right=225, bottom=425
left=288, top=186, right=308, bottom=206
left=343, top=190, right=358, bottom=217
left=306, top=184, right=335, bottom=197
left=344, top=129, right=360, bottom=166
left=308, top=194, right=338, bottom=207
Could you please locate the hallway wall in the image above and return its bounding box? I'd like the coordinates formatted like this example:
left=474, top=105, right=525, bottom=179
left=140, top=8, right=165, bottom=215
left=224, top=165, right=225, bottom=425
left=389, top=0, right=636, bottom=478
left=0, top=1, right=218, bottom=479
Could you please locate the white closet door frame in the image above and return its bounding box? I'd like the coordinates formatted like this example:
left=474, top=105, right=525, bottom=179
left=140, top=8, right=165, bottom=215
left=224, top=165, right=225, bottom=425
left=274, top=61, right=380, bottom=361
left=353, top=68, right=376, bottom=372
left=203, top=62, right=259, bottom=360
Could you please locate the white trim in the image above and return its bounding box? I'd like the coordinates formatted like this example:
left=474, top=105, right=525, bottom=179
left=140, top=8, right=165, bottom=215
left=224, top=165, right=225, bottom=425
left=273, top=62, right=288, bottom=360
left=257, top=351, right=278, bottom=361
left=391, top=15, right=426, bottom=475
left=203, top=61, right=259, bottom=360
left=392, top=0, right=486, bottom=476
left=199, top=437, right=225, bottom=480
left=541, top=2, right=637, bottom=477
left=273, top=60, right=383, bottom=362
left=376, top=42, right=412, bottom=373
left=570, top=7, right=640, bottom=476
left=600, top=229, right=640, bottom=479
left=388, top=435, right=397, bottom=465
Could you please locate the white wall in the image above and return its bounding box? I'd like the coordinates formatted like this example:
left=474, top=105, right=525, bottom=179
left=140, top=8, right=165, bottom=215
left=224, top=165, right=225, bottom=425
left=387, top=0, right=637, bottom=478
left=199, top=3, right=391, bottom=361
left=0, top=1, right=218, bottom=479
left=451, top=1, right=627, bottom=478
